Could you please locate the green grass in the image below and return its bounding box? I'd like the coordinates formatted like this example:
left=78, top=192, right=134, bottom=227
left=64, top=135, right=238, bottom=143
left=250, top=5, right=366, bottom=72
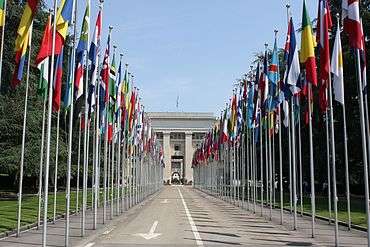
left=223, top=187, right=368, bottom=228
left=0, top=187, right=133, bottom=234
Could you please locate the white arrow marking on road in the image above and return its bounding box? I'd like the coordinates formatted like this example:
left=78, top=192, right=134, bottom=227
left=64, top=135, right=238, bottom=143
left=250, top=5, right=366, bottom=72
left=160, top=199, right=169, bottom=204
left=84, top=242, right=95, bottom=247
left=133, top=221, right=162, bottom=240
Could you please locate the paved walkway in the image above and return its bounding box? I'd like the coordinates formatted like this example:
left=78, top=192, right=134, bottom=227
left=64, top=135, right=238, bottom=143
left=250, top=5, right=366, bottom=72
left=0, top=186, right=367, bottom=246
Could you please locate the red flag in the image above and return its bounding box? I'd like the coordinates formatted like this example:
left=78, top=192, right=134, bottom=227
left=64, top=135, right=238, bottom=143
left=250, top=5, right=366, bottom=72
left=342, top=0, right=363, bottom=49
left=52, top=49, right=64, bottom=112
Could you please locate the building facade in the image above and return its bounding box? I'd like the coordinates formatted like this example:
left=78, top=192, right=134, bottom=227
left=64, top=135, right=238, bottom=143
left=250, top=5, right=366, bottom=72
left=147, top=112, right=216, bottom=184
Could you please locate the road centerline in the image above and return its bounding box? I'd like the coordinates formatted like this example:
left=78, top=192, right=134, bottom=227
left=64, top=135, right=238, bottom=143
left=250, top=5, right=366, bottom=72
left=177, top=187, right=204, bottom=247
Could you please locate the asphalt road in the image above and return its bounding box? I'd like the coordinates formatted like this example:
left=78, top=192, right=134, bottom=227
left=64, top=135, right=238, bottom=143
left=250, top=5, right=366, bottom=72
left=0, top=186, right=367, bottom=246
left=75, top=186, right=368, bottom=247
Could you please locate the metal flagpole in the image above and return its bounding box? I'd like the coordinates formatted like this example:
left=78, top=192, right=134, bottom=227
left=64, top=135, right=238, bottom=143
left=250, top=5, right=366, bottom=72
left=93, top=1, right=104, bottom=229
left=37, top=98, right=47, bottom=230
left=116, top=53, right=123, bottom=215
left=53, top=111, right=61, bottom=224
left=81, top=0, right=91, bottom=236
left=356, top=49, right=370, bottom=246
left=342, top=82, right=351, bottom=230
left=111, top=134, right=115, bottom=217
left=268, top=113, right=273, bottom=220
left=307, top=78, right=316, bottom=238
left=0, top=0, right=7, bottom=89
left=325, top=106, right=332, bottom=223
left=298, top=105, right=303, bottom=216
left=272, top=119, right=276, bottom=208
left=76, top=114, right=81, bottom=212
left=103, top=26, right=113, bottom=224
left=260, top=113, right=264, bottom=216
left=65, top=2, right=77, bottom=242
left=278, top=102, right=283, bottom=224
left=291, top=99, right=297, bottom=230
left=328, top=62, right=339, bottom=246
left=17, top=22, right=34, bottom=237
left=265, top=120, right=269, bottom=211
left=288, top=103, right=292, bottom=214
left=43, top=0, right=58, bottom=242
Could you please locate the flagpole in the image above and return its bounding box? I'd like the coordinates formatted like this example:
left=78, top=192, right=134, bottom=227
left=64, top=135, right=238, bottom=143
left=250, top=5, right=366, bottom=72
left=94, top=1, right=104, bottom=230
left=354, top=48, right=370, bottom=245
left=17, top=21, right=33, bottom=237
left=76, top=114, right=81, bottom=212
left=260, top=112, right=264, bottom=216
left=0, top=0, right=7, bottom=90
left=81, top=0, right=91, bottom=236
left=16, top=22, right=34, bottom=237
left=298, top=104, right=303, bottom=216
left=37, top=96, right=47, bottom=230
left=307, top=77, right=316, bottom=238
left=325, top=104, right=332, bottom=224
left=53, top=111, right=61, bottom=224
left=328, top=59, right=339, bottom=246
left=291, top=97, right=297, bottom=230
left=42, top=0, right=58, bottom=242
left=278, top=96, right=283, bottom=224
left=65, top=0, right=77, bottom=243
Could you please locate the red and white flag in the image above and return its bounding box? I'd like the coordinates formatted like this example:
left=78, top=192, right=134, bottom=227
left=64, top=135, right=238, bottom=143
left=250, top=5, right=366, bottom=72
left=342, top=0, right=362, bottom=49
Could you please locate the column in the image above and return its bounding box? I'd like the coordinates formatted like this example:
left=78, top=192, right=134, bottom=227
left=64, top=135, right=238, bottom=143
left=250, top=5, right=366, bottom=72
left=185, top=132, right=194, bottom=184
left=163, top=131, right=171, bottom=184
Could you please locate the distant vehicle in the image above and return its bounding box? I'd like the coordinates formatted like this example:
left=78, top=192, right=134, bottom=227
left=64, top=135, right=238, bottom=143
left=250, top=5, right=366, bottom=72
left=171, top=172, right=181, bottom=184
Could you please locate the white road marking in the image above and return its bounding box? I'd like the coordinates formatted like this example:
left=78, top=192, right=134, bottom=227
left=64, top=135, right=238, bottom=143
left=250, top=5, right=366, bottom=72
left=160, top=199, right=169, bottom=204
left=177, top=188, right=204, bottom=247
left=133, top=221, right=162, bottom=240
left=102, top=226, right=116, bottom=235
left=84, top=242, right=95, bottom=247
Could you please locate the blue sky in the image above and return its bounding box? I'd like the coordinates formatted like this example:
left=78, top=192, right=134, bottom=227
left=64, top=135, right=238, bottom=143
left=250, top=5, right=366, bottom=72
left=46, top=0, right=317, bottom=116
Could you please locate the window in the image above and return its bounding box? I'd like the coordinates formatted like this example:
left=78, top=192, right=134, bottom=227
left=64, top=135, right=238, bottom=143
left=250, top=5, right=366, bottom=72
left=174, top=145, right=180, bottom=151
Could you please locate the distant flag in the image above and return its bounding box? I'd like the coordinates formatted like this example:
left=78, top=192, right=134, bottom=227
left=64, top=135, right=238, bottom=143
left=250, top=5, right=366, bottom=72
left=108, top=51, right=117, bottom=141
left=221, top=108, right=228, bottom=143
left=100, top=31, right=111, bottom=116
left=37, top=14, right=52, bottom=100
left=300, top=0, right=317, bottom=87
left=360, top=20, right=367, bottom=92
left=284, top=18, right=300, bottom=95
left=331, top=22, right=344, bottom=105
left=317, top=0, right=332, bottom=112
left=88, top=10, right=102, bottom=114
left=52, top=49, right=64, bottom=112
left=0, top=0, right=6, bottom=27
left=342, top=0, right=362, bottom=49
left=268, top=35, right=279, bottom=89
left=75, top=3, right=90, bottom=100
left=12, top=0, right=39, bottom=88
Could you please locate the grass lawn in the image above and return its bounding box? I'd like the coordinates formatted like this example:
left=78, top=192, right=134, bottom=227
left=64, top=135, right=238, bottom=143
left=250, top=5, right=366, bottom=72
left=227, top=188, right=368, bottom=228
left=0, top=187, right=133, bottom=234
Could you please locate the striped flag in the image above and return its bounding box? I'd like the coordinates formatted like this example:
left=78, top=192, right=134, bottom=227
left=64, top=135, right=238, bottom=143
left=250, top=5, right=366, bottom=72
left=37, top=15, right=51, bottom=100
left=342, top=0, right=362, bottom=49
left=52, top=49, right=64, bottom=112
left=0, top=0, right=6, bottom=27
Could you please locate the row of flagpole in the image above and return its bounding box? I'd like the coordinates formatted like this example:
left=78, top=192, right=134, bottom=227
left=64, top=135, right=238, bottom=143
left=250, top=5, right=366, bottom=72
left=0, top=0, right=165, bottom=246
left=192, top=0, right=369, bottom=247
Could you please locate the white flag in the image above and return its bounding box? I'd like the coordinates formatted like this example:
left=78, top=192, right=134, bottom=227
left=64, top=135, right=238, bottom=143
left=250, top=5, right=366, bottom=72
left=331, top=23, right=344, bottom=105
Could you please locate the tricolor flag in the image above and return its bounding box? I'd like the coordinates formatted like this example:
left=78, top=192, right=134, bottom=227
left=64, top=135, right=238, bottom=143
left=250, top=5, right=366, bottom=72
left=0, top=0, right=6, bottom=27
left=331, top=22, right=345, bottom=105
left=300, top=0, right=317, bottom=87
left=37, top=14, right=52, bottom=100
left=55, top=0, right=73, bottom=53
left=12, top=0, right=39, bottom=88
left=342, top=0, right=362, bottom=49
left=75, top=3, right=90, bottom=100
left=284, top=18, right=300, bottom=94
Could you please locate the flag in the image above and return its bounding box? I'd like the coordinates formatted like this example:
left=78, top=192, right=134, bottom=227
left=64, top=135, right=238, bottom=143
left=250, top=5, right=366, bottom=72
left=0, top=0, right=6, bottom=27
left=37, top=15, right=51, bottom=100
left=88, top=10, right=102, bottom=114
left=75, top=3, right=89, bottom=100
left=342, top=0, right=362, bottom=49
left=360, top=20, right=367, bottom=92
left=12, top=0, right=39, bottom=88
left=300, top=0, right=317, bottom=86
left=53, top=49, right=64, bottom=112
left=284, top=18, right=301, bottom=94
left=268, top=35, right=279, bottom=88
left=107, top=52, right=117, bottom=141
left=317, top=0, right=332, bottom=112
left=331, top=22, right=344, bottom=105
left=63, top=46, right=73, bottom=108
left=55, top=0, right=73, bottom=52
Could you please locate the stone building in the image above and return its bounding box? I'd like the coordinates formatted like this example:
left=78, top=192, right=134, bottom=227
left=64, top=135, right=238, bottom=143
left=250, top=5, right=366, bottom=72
left=147, top=112, right=216, bottom=184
